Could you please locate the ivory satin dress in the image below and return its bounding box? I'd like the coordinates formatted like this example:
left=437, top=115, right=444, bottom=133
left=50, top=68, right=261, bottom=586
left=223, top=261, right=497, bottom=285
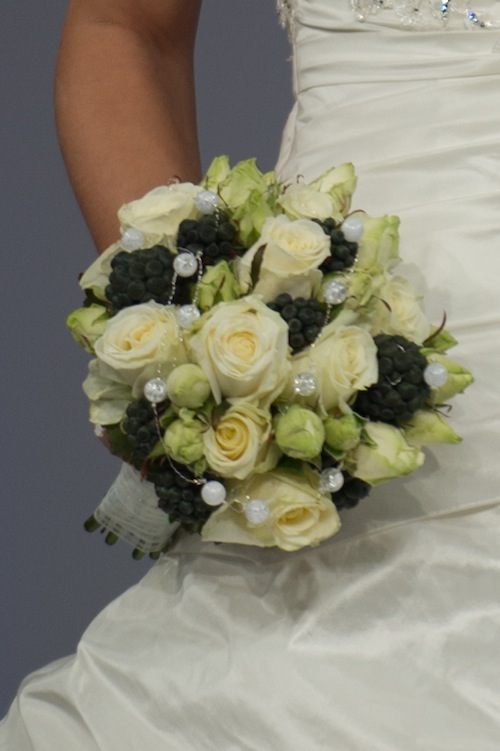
left=2, top=1, right=500, bottom=748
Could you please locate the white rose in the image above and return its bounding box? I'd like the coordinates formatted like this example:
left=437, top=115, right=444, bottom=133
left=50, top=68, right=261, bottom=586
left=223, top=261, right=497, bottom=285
left=349, top=421, right=424, bottom=485
left=82, top=359, right=132, bottom=425
left=188, top=295, right=291, bottom=406
left=356, top=214, right=401, bottom=275
left=423, top=353, right=474, bottom=405
left=79, top=242, right=122, bottom=300
left=278, top=183, right=334, bottom=220
left=94, top=302, right=188, bottom=391
left=118, top=183, right=202, bottom=246
left=237, top=215, right=329, bottom=302
left=309, top=163, right=358, bottom=221
left=201, top=469, right=341, bottom=551
left=290, top=322, right=378, bottom=413
left=402, top=409, right=462, bottom=447
left=203, top=402, right=279, bottom=480
left=372, top=275, right=431, bottom=344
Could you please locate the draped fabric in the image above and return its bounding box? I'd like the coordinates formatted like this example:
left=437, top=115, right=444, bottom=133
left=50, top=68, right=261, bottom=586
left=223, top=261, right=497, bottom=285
left=2, top=2, right=500, bottom=748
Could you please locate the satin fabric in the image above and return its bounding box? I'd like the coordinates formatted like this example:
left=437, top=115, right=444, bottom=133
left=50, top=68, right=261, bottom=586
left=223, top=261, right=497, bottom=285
left=2, top=2, right=500, bottom=748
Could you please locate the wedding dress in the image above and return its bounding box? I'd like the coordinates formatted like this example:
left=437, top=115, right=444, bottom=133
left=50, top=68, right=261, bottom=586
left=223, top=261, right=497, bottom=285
left=2, top=1, right=500, bottom=748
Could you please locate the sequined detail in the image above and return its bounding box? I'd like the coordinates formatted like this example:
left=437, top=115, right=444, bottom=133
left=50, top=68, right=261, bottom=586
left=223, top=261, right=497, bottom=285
left=276, top=0, right=297, bottom=38
left=351, top=0, right=500, bottom=29
left=277, top=0, right=499, bottom=32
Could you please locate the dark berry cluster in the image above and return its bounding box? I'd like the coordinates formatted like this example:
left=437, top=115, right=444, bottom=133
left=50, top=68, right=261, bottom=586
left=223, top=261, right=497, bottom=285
left=267, top=294, right=326, bottom=353
left=321, top=453, right=371, bottom=511
left=315, top=218, right=358, bottom=273
left=354, top=334, right=430, bottom=425
left=105, top=246, right=190, bottom=312
left=122, top=398, right=162, bottom=464
left=151, top=465, right=214, bottom=531
left=333, top=474, right=371, bottom=510
left=176, top=214, right=239, bottom=267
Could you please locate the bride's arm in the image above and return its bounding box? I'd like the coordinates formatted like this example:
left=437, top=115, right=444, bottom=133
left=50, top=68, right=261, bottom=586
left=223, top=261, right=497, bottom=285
left=55, top=0, right=202, bottom=252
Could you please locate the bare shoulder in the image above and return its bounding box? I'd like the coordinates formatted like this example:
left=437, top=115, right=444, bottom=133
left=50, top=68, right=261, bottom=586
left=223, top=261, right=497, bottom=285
left=64, top=0, right=202, bottom=46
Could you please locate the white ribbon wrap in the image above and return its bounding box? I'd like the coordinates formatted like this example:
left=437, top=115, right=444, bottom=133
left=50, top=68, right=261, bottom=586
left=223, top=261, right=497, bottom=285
left=94, top=463, right=179, bottom=552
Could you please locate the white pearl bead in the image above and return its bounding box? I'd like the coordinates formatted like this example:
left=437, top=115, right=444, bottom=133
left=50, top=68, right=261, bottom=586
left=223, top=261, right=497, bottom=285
left=173, top=252, right=199, bottom=278
left=323, top=280, right=347, bottom=306
left=319, top=468, right=345, bottom=493
left=195, top=190, right=219, bottom=214
left=341, top=216, right=364, bottom=243
left=244, top=499, right=270, bottom=525
left=424, top=362, right=448, bottom=388
left=120, top=227, right=144, bottom=251
left=293, top=372, right=318, bottom=397
left=94, top=425, right=105, bottom=438
left=201, top=481, right=227, bottom=506
left=143, top=377, right=169, bottom=403
left=176, top=304, right=201, bottom=330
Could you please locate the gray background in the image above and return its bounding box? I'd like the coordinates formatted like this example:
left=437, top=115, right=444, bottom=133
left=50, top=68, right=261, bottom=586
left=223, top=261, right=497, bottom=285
left=1, top=0, right=292, bottom=715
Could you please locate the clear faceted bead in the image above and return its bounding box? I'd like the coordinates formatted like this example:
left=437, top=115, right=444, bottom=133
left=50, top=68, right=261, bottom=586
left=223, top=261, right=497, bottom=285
left=195, top=189, right=219, bottom=214
left=293, top=372, right=318, bottom=397
left=319, top=467, right=345, bottom=493
left=244, top=499, right=270, bottom=525
left=173, top=252, right=198, bottom=278
left=176, top=304, right=201, bottom=330
left=324, top=280, right=348, bottom=305
left=143, top=377, right=169, bottom=403
left=120, top=227, right=144, bottom=251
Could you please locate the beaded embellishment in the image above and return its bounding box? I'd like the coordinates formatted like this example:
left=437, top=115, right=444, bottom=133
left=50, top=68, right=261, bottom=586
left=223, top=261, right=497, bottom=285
left=351, top=0, right=500, bottom=28
left=276, top=0, right=297, bottom=38
left=277, top=0, right=499, bottom=31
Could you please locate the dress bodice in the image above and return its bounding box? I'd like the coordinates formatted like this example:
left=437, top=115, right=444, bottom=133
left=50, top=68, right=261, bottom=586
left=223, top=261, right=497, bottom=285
left=276, top=0, right=500, bottom=534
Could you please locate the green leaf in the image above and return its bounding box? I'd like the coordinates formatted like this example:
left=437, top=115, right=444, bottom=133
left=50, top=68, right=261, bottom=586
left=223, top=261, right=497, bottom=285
left=422, top=327, right=458, bottom=353
left=250, top=244, right=267, bottom=288
left=106, top=424, right=133, bottom=462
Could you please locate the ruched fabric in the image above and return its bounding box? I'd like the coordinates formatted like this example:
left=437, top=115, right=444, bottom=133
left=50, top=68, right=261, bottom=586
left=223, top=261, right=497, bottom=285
left=2, top=2, right=500, bottom=748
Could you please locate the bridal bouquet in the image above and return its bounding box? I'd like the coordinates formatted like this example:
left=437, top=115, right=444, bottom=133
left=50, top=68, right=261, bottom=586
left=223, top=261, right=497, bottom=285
left=68, top=156, right=472, bottom=555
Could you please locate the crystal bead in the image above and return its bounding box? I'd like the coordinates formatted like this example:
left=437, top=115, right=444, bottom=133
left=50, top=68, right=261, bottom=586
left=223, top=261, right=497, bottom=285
left=319, top=467, right=345, bottom=493
left=323, top=280, right=348, bottom=305
left=120, top=227, right=144, bottom=251
left=244, top=499, right=270, bottom=525
left=423, top=362, right=448, bottom=388
left=293, top=372, right=318, bottom=397
left=341, top=216, right=364, bottom=242
left=195, top=189, right=219, bottom=214
left=201, top=481, right=227, bottom=507
left=176, top=304, right=201, bottom=330
left=173, top=252, right=198, bottom=278
left=143, top=377, right=169, bottom=403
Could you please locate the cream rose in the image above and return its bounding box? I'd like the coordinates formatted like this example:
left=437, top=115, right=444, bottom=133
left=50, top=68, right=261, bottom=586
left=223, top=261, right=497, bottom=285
left=188, top=295, right=291, bottom=406
left=203, top=403, right=279, bottom=479
left=278, top=183, right=334, bottom=221
left=118, top=183, right=202, bottom=247
left=79, top=242, right=122, bottom=300
left=238, top=215, right=330, bottom=302
left=290, top=322, right=378, bottom=413
left=201, top=469, right=341, bottom=551
left=309, top=162, right=358, bottom=221
left=94, top=301, right=188, bottom=392
left=349, top=421, right=424, bottom=484
left=372, top=275, right=431, bottom=344
left=356, top=214, right=401, bottom=276
left=82, top=359, right=132, bottom=425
